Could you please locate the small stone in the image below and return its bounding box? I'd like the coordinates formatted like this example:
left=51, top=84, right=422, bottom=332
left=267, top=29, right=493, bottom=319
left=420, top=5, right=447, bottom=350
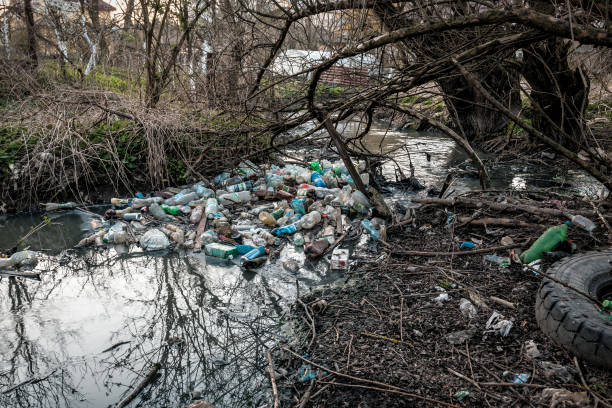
left=500, top=236, right=514, bottom=246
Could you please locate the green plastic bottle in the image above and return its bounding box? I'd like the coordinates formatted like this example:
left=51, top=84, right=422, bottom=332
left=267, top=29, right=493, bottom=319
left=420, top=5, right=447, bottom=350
left=160, top=204, right=181, bottom=216
left=310, top=161, right=323, bottom=173
left=520, top=223, right=568, bottom=264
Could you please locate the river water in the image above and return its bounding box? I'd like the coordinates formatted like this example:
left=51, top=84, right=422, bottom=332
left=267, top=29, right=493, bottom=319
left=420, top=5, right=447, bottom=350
left=0, top=124, right=605, bottom=407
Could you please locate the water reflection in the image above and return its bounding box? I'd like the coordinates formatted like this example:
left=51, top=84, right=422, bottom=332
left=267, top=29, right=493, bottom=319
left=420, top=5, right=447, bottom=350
left=0, top=246, right=339, bottom=407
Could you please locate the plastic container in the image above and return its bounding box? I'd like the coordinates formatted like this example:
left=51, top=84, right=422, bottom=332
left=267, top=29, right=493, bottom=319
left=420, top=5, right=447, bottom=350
left=218, top=191, right=251, bottom=205
left=310, top=161, right=323, bottom=173
left=190, top=206, right=204, bottom=224
left=566, top=214, right=596, bottom=233
left=293, top=233, right=305, bottom=246
left=266, top=174, right=284, bottom=188
left=122, top=213, right=143, bottom=221
left=226, top=181, right=253, bottom=193
left=200, top=230, right=218, bottom=244
left=195, top=185, right=215, bottom=199
left=133, top=197, right=162, bottom=209
left=240, top=246, right=267, bottom=264
left=520, top=223, right=568, bottom=264
left=270, top=208, right=285, bottom=220
left=214, top=172, right=231, bottom=184
left=219, top=175, right=244, bottom=187
left=299, top=211, right=321, bottom=230
left=45, top=202, right=77, bottom=211
left=103, top=223, right=128, bottom=244
left=258, top=211, right=276, bottom=227
left=273, top=223, right=298, bottom=236
left=330, top=248, right=349, bottom=270
left=160, top=204, right=181, bottom=216
left=111, top=198, right=131, bottom=205
left=361, top=219, right=380, bottom=240
left=149, top=202, right=172, bottom=221
left=0, top=250, right=38, bottom=268
left=291, top=198, right=306, bottom=215
left=205, top=198, right=219, bottom=219
left=204, top=243, right=238, bottom=259
left=235, top=244, right=256, bottom=255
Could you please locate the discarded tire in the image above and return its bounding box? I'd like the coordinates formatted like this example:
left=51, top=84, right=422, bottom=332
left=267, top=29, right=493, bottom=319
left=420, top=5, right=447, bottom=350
left=535, top=250, right=612, bottom=370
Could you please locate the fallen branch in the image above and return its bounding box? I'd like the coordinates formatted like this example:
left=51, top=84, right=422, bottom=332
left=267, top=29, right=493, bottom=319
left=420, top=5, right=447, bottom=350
left=360, top=331, right=406, bottom=345
left=456, top=216, right=545, bottom=228
left=115, top=363, right=161, bottom=408
left=266, top=350, right=279, bottom=408
left=389, top=240, right=527, bottom=257
left=489, top=296, right=516, bottom=309
left=412, top=197, right=600, bottom=218
left=193, top=216, right=208, bottom=252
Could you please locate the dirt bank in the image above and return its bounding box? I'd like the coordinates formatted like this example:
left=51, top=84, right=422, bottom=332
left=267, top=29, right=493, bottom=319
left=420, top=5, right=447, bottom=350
left=272, top=191, right=612, bottom=407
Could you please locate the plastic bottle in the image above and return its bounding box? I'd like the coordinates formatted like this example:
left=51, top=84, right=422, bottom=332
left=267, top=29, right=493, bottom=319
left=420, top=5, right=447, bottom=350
left=168, top=191, right=199, bottom=206
left=205, top=198, right=219, bottom=219
left=0, top=250, right=38, bottom=268
left=190, top=206, right=204, bottom=224
left=133, top=197, right=162, bottom=209
left=266, top=174, right=284, bottom=188
left=219, top=175, right=244, bottom=187
left=235, top=244, right=256, bottom=255
left=218, top=191, right=252, bottom=205
left=45, top=202, right=77, bottom=212
left=122, top=213, right=143, bottom=221
left=214, top=172, right=231, bottom=185
left=293, top=233, right=304, bottom=246
left=160, top=204, right=181, bottom=216
left=520, top=223, right=568, bottom=264
left=201, top=230, right=218, bottom=244
left=291, top=198, right=306, bottom=215
left=270, top=208, right=285, bottom=220
left=361, top=219, right=380, bottom=240
left=258, top=211, right=276, bottom=227
left=299, top=211, right=321, bottom=230
left=240, top=246, right=268, bottom=264
left=272, top=223, right=299, bottom=236
left=111, top=198, right=131, bottom=205
left=566, top=214, right=596, bottom=233
left=226, top=181, right=253, bottom=193
left=195, top=185, right=215, bottom=198
left=310, top=161, right=323, bottom=173
left=149, top=202, right=172, bottom=221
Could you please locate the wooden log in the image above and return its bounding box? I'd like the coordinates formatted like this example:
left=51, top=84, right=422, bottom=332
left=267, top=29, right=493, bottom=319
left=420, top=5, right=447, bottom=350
left=193, top=216, right=208, bottom=252
left=115, top=363, right=161, bottom=408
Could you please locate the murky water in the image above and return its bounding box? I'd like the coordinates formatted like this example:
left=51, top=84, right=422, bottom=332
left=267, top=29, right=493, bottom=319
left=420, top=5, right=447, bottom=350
left=0, top=123, right=605, bottom=407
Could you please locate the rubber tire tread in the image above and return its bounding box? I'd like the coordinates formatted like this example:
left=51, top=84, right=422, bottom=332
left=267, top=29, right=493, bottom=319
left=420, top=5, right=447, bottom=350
left=535, top=250, right=612, bottom=370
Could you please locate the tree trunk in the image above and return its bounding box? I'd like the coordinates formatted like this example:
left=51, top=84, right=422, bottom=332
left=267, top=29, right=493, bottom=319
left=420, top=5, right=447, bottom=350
left=124, top=0, right=135, bottom=29
left=522, top=38, right=589, bottom=149
left=440, top=66, right=521, bottom=142
left=23, top=0, right=37, bottom=69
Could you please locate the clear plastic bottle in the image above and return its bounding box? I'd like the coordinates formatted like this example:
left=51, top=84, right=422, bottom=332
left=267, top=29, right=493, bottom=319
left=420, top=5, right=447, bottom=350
left=299, top=211, right=321, bottom=230
left=293, top=233, right=304, bottom=246
left=205, top=198, right=219, bottom=219
left=218, top=191, right=252, bottom=205
left=566, top=214, right=596, bottom=233
left=190, top=206, right=204, bottom=224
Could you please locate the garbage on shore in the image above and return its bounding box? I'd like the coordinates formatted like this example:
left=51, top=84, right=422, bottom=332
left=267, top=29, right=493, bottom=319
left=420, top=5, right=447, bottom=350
left=50, top=159, right=387, bottom=269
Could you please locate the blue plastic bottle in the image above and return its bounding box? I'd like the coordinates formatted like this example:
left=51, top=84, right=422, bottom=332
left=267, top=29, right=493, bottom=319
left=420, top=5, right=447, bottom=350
left=311, top=172, right=327, bottom=188
left=235, top=244, right=256, bottom=255
left=361, top=219, right=380, bottom=240
left=291, top=198, right=306, bottom=215
left=272, top=223, right=298, bottom=236
left=240, top=246, right=267, bottom=264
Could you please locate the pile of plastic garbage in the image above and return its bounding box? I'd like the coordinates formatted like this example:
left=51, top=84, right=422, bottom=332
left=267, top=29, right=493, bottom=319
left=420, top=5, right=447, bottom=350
left=50, top=159, right=384, bottom=269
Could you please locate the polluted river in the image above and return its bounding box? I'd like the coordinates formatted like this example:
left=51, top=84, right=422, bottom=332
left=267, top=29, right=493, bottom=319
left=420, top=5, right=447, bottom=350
left=0, top=123, right=604, bottom=407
